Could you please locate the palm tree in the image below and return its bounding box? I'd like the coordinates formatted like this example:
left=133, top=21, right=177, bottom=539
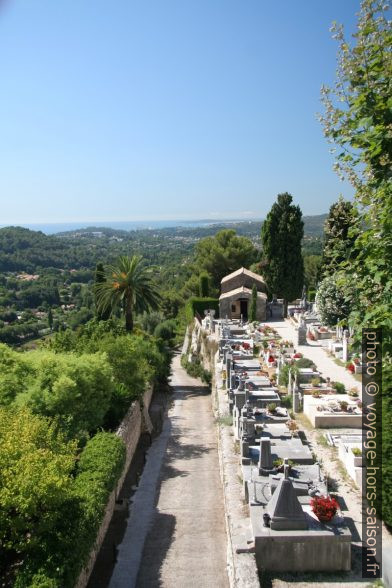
left=94, top=255, right=161, bottom=332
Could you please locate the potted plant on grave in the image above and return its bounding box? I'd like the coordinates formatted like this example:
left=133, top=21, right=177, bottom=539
left=331, top=381, right=345, bottom=394
left=312, top=390, right=322, bottom=398
left=287, top=420, right=299, bottom=436
left=339, top=400, right=348, bottom=412
left=273, top=458, right=296, bottom=473
left=311, top=495, right=339, bottom=523
left=348, top=387, right=359, bottom=398
left=346, top=362, right=355, bottom=374
left=267, top=402, right=277, bottom=414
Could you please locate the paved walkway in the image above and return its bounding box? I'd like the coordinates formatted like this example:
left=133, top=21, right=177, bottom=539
left=270, top=319, right=360, bottom=393
left=110, top=352, right=229, bottom=588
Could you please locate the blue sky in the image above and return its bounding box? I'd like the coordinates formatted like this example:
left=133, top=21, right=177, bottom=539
left=0, top=0, right=360, bottom=224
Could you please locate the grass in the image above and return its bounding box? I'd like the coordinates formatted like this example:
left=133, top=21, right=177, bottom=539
left=216, top=414, right=233, bottom=427
left=316, top=432, right=329, bottom=447
left=293, top=412, right=314, bottom=431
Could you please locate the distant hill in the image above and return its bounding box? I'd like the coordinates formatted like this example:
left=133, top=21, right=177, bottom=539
left=0, top=214, right=327, bottom=272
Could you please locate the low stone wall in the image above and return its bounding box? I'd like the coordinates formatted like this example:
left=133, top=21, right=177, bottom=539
left=75, top=386, right=154, bottom=588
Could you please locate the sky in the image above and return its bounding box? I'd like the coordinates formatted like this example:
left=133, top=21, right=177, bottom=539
left=0, top=0, right=361, bottom=224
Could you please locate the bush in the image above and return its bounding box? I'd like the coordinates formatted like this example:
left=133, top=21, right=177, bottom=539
left=332, top=381, right=345, bottom=394
left=180, top=355, right=211, bottom=385
left=280, top=395, right=292, bottom=409
left=154, top=319, right=177, bottom=342
left=15, top=432, right=126, bottom=588
left=185, top=297, right=219, bottom=323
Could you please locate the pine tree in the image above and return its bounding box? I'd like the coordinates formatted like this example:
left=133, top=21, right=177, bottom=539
left=261, top=193, right=304, bottom=302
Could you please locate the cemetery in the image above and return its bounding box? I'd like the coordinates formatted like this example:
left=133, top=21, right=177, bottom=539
left=203, top=304, right=354, bottom=574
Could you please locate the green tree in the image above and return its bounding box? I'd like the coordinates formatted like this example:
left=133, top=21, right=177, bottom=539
left=249, top=284, right=257, bottom=322
left=261, top=193, right=304, bottom=302
left=319, top=0, right=392, bottom=524
left=199, top=273, right=210, bottom=297
left=321, top=197, right=358, bottom=277
left=194, top=229, right=257, bottom=291
left=315, top=275, right=351, bottom=327
left=0, top=406, right=76, bottom=555
left=18, top=350, right=114, bottom=439
left=94, top=256, right=161, bottom=332
left=303, top=255, right=322, bottom=290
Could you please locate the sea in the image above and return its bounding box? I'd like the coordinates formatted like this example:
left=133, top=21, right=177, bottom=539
left=2, top=219, right=254, bottom=235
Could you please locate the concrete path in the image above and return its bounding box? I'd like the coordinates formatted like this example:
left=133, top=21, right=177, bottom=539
left=110, top=352, right=229, bottom=588
left=271, top=319, right=360, bottom=392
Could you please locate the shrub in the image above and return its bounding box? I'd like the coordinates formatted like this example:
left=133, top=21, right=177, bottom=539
left=185, top=297, right=219, bottom=323
left=339, top=400, right=348, bottom=411
left=154, top=319, right=177, bottom=342
left=267, top=402, right=277, bottom=413
left=332, top=381, right=345, bottom=394
left=180, top=355, right=211, bottom=385
left=280, top=395, right=292, bottom=409
left=296, top=357, right=316, bottom=369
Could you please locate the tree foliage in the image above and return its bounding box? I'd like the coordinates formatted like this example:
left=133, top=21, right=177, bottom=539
left=194, top=229, right=257, bottom=291
left=94, top=255, right=161, bottom=332
left=321, top=197, right=358, bottom=277
left=249, top=284, right=257, bottom=322
left=315, top=275, right=351, bottom=327
left=0, top=407, right=76, bottom=555
left=320, top=0, right=392, bottom=524
left=261, top=193, right=304, bottom=301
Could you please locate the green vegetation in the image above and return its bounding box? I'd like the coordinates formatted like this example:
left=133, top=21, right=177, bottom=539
left=185, top=297, right=219, bottom=323
left=0, top=314, right=171, bottom=585
left=320, top=0, right=391, bottom=523
left=261, top=193, right=304, bottom=302
left=193, top=229, right=258, bottom=291
left=180, top=354, right=212, bottom=385
left=94, top=255, right=161, bottom=332
left=249, top=284, right=257, bottom=322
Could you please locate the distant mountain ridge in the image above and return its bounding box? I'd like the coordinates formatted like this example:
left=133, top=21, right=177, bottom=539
left=0, top=214, right=327, bottom=272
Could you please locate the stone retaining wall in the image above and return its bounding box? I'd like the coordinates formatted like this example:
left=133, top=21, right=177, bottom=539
left=75, top=386, right=154, bottom=588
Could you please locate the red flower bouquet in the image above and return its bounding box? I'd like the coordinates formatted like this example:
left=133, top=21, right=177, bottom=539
left=311, top=496, right=339, bottom=522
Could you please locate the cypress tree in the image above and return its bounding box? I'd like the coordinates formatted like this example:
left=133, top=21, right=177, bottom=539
left=249, top=284, right=257, bottom=322
left=48, top=307, right=53, bottom=331
left=199, top=273, right=209, bottom=298
left=261, top=193, right=304, bottom=302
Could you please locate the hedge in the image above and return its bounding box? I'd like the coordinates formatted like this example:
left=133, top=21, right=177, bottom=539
left=185, top=297, right=219, bottom=323
left=15, top=432, right=126, bottom=588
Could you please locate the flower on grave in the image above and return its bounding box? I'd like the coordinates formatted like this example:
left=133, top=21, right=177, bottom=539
left=293, top=352, right=302, bottom=359
left=268, top=356, right=275, bottom=362
left=346, top=363, right=355, bottom=373
left=310, top=495, right=339, bottom=522
left=242, top=342, right=250, bottom=350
